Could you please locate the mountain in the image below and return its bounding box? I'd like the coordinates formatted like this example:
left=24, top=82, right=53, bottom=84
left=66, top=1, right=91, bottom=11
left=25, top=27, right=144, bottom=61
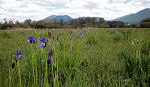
left=79, top=17, right=102, bottom=21
left=43, top=15, right=73, bottom=23
left=114, top=8, right=150, bottom=24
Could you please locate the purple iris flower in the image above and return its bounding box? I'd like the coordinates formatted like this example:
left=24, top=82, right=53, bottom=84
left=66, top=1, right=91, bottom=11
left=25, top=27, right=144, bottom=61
left=39, top=37, right=47, bottom=43
left=38, top=37, right=48, bottom=48
left=18, top=55, right=22, bottom=59
left=38, top=43, right=46, bottom=48
left=48, top=43, right=52, bottom=46
left=41, top=57, right=52, bottom=64
left=69, top=37, right=71, bottom=40
left=48, top=47, right=54, bottom=56
left=47, top=58, right=52, bottom=64
left=77, top=32, right=82, bottom=38
left=41, top=60, right=45, bottom=62
left=16, top=50, right=22, bottom=55
left=53, top=36, right=55, bottom=39
left=16, top=50, right=22, bottom=59
left=70, top=31, right=72, bottom=35
left=26, top=36, right=36, bottom=44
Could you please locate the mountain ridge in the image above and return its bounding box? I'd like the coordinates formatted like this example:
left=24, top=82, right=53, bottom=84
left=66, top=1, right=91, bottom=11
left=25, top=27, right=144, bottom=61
left=43, top=15, right=73, bottom=23
left=42, top=8, right=150, bottom=24
left=43, top=15, right=103, bottom=22
left=114, top=8, right=150, bottom=24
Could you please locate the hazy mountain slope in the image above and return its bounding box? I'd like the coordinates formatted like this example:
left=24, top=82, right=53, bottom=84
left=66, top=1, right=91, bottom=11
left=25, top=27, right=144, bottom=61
left=114, top=8, right=150, bottom=24
left=43, top=15, right=73, bottom=22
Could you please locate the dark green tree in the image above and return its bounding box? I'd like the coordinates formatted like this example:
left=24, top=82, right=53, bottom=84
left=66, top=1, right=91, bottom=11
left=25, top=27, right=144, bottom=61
left=106, top=21, right=125, bottom=28
left=140, top=18, right=150, bottom=28
left=98, top=18, right=105, bottom=28
left=24, top=19, right=32, bottom=25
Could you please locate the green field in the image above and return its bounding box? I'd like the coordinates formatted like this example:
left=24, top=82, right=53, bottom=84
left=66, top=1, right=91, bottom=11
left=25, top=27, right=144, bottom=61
left=0, top=28, right=150, bottom=87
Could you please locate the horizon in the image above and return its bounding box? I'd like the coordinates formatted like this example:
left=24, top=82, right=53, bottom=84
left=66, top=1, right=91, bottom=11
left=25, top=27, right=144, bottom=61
left=0, top=0, right=150, bottom=22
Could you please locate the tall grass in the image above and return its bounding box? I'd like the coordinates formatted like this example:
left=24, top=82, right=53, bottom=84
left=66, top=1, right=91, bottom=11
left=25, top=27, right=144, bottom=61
left=0, top=28, right=150, bottom=87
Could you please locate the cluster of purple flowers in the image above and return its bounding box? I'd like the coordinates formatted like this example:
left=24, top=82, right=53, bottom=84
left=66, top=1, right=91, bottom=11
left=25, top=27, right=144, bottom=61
left=12, top=31, right=82, bottom=68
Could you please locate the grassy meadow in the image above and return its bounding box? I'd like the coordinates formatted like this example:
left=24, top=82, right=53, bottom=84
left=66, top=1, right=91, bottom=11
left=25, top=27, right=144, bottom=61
left=0, top=28, right=150, bottom=87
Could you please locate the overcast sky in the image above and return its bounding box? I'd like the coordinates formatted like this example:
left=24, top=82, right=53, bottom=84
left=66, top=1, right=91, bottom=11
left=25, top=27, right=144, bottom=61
left=0, top=0, right=150, bottom=22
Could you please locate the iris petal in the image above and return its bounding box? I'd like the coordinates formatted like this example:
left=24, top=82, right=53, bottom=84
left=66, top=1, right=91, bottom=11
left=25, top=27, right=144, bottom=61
left=48, top=43, right=52, bottom=46
left=69, top=37, right=71, bottom=40
left=39, top=37, right=46, bottom=43
left=41, top=60, right=45, bottom=62
left=38, top=43, right=45, bottom=47
left=48, top=47, right=54, bottom=55
left=47, top=59, right=52, bottom=64
left=26, top=40, right=30, bottom=44
left=18, top=55, right=22, bottom=59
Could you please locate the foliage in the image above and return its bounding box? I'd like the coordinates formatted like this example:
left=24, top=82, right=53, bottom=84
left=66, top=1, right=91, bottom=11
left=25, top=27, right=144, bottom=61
left=140, top=18, right=150, bottom=28
left=106, top=21, right=125, bottom=28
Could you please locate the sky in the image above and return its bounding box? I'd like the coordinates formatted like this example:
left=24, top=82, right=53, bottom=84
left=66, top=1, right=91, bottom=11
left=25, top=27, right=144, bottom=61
left=0, top=0, right=150, bottom=22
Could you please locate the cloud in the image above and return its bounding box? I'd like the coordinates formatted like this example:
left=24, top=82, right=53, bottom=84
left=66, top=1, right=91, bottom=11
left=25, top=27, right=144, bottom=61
left=0, top=0, right=149, bottom=22
left=111, top=0, right=126, bottom=3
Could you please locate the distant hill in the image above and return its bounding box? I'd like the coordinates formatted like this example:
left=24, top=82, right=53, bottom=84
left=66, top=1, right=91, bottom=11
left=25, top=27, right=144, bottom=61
left=43, top=15, right=73, bottom=23
left=114, top=8, right=150, bottom=24
left=43, top=15, right=104, bottom=23
left=79, top=17, right=102, bottom=21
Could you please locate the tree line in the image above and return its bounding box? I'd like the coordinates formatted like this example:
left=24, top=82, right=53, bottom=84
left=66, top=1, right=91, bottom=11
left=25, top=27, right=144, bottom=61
left=0, top=17, right=150, bottom=30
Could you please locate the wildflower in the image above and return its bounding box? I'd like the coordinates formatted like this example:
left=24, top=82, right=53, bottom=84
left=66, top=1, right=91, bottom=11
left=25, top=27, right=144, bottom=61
left=39, top=37, right=47, bottom=43
left=26, top=36, right=36, bottom=44
left=69, top=37, right=71, bottom=40
left=18, top=55, right=22, bottom=59
left=38, top=37, right=48, bottom=48
left=41, top=60, right=45, bottom=62
left=16, top=50, right=22, bottom=59
left=70, top=31, right=72, bottom=35
left=41, top=57, right=52, bottom=65
left=64, top=37, right=66, bottom=40
left=53, top=36, right=55, bottom=40
left=41, top=59, right=51, bottom=64
left=47, top=58, right=52, bottom=64
left=38, top=43, right=46, bottom=48
left=77, top=32, right=82, bottom=38
left=48, top=43, right=52, bottom=46
left=48, top=47, right=54, bottom=56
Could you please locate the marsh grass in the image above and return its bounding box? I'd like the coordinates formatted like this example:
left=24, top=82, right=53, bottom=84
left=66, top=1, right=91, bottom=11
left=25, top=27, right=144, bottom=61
left=0, top=32, right=12, bottom=39
left=0, top=28, right=150, bottom=87
left=87, top=32, right=98, bottom=45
